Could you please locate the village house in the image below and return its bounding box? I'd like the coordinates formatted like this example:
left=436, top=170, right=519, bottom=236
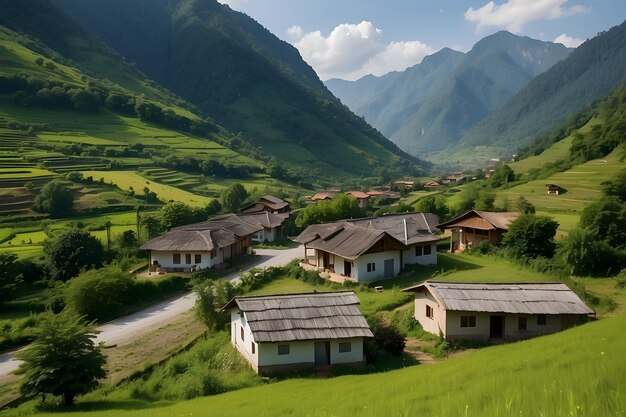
left=345, top=191, right=370, bottom=208
left=140, top=212, right=286, bottom=272
left=546, top=184, right=561, bottom=195
left=441, top=173, right=467, bottom=184
left=437, top=210, right=519, bottom=253
left=403, top=281, right=594, bottom=341
left=423, top=180, right=441, bottom=190
left=294, top=213, right=439, bottom=282
left=240, top=195, right=291, bottom=215
left=222, top=291, right=373, bottom=374
left=393, top=180, right=415, bottom=189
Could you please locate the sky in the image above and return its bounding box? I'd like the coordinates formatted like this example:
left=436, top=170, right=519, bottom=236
left=217, top=0, right=626, bottom=81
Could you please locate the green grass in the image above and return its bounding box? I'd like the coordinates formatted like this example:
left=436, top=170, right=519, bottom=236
left=510, top=136, right=574, bottom=174
left=16, top=305, right=625, bottom=417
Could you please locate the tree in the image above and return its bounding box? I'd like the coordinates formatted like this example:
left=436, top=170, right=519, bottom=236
left=33, top=180, right=74, bottom=218
left=414, top=195, right=449, bottom=221
left=205, top=199, right=221, bottom=216
left=515, top=196, right=536, bottom=214
left=557, top=227, right=621, bottom=276
left=141, top=214, right=164, bottom=240
left=117, top=230, right=138, bottom=255
left=488, top=164, right=515, bottom=188
left=579, top=196, right=626, bottom=248
left=295, top=194, right=363, bottom=229
left=502, top=214, right=559, bottom=259
left=44, top=229, right=104, bottom=281
left=16, top=312, right=106, bottom=406
left=601, top=168, right=626, bottom=202
left=194, top=279, right=239, bottom=330
left=221, top=183, right=249, bottom=213
left=0, top=253, right=21, bottom=306
left=161, top=201, right=195, bottom=230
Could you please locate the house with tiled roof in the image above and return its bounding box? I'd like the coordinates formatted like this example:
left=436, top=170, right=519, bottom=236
left=437, top=210, right=520, bottom=253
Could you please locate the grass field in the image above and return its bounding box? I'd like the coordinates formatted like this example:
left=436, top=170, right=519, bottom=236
left=510, top=137, right=574, bottom=174
left=17, top=299, right=624, bottom=417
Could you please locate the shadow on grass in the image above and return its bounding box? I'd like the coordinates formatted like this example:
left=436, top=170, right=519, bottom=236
left=42, top=399, right=173, bottom=413
left=372, top=254, right=485, bottom=289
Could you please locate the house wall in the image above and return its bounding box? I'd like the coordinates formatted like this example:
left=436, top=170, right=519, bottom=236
left=451, top=228, right=503, bottom=253
left=252, top=227, right=276, bottom=243
left=150, top=250, right=218, bottom=270
left=402, top=243, right=437, bottom=266
left=413, top=290, right=446, bottom=336
left=445, top=311, right=581, bottom=341
left=230, top=310, right=259, bottom=371
left=330, top=338, right=365, bottom=365
left=353, top=251, right=401, bottom=281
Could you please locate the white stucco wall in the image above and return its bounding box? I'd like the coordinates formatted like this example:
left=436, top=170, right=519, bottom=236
left=150, top=250, right=220, bottom=270
left=402, top=243, right=437, bottom=267
left=231, top=310, right=259, bottom=370
left=414, top=290, right=446, bottom=337
left=353, top=251, right=401, bottom=281
left=329, top=338, right=364, bottom=364
left=252, top=227, right=277, bottom=243
left=258, top=341, right=315, bottom=367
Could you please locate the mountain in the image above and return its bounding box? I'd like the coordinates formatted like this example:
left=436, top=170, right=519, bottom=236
left=50, top=0, right=423, bottom=178
left=458, top=21, right=626, bottom=152
left=326, top=32, right=571, bottom=156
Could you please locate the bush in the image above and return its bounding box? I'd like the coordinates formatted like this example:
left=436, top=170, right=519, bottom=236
left=367, top=315, right=406, bottom=359
left=502, top=214, right=559, bottom=259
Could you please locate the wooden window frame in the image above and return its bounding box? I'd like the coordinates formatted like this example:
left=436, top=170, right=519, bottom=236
left=423, top=245, right=432, bottom=255
left=251, top=342, right=256, bottom=354
left=537, top=314, right=547, bottom=326
left=338, top=341, right=351, bottom=353
left=240, top=326, right=245, bottom=341
left=426, top=305, right=434, bottom=319
left=185, top=253, right=192, bottom=264
left=367, top=262, right=376, bottom=272
left=415, top=246, right=423, bottom=256
left=173, top=253, right=181, bottom=265
left=277, top=344, right=290, bottom=355
left=460, top=315, right=476, bottom=328
left=194, top=254, right=202, bottom=264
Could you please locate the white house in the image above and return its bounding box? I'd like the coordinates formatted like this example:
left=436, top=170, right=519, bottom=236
left=403, top=281, right=594, bottom=341
left=222, top=292, right=373, bottom=374
left=294, top=213, right=439, bottom=282
left=238, top=211, right=286, bottom=243
left=140, top=214, right=262, bottom=272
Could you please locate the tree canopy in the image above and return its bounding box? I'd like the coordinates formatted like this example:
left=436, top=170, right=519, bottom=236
left=16, top=312, right=106, bottom=406
left=44, top=229, right=104, bottom=281
left=33, top=180, right=74, bottom=218
left=295, top=194, right=362, bottom=229
left=221, top=183, right=249, bottom=213
left=502, top=214, right=559, bottom=259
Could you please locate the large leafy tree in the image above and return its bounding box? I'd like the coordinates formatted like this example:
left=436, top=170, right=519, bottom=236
left=161, top=201, right=195, bottom=230
left=44, top=229, right=104, bottom=281
left=0, top=253, right=21, bottom=306
left=16, top=312, right=106, bottom=406
left=502, top=214, right=559, bottom=259
left=557, top=227, right=622, bottom=276
left=140, top=214, right=164, bottom=240
left=295, top=194, right=362, bottom=229
left=194, top=279, right=238, bottom=331
left=33, top=180, right=74, bottom=218
left=221, top=183, right=249, bottom=213
left=579, top=196, right=626, bottom=248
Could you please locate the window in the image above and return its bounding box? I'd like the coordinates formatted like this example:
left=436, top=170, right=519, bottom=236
left=185, top=254, right=192, bottom=264
left=423, top=245, right=432, bottom=255
left=173, top=253, right=181, bottom=264
left=518, top=317, right=528, bottom=331
left=415, top=246, right=423, bottom=256
left=367, top=262, right=376, bottom=272
left=194, top=254, right=201, bottom=264
left=475, top=229, right=489, bottom=236
left=426, top=305, right=434, bottom=319
left=251, top=342, right=256, bottom=354
left=278, top=344, right=290, bottom=355
left=240, top=326, right=245, bottom=341
left=460, top=315, right=476, bottom=328
left=537, top=315, right=547, bottom=326
left=338, top=342, right=351, bottom=353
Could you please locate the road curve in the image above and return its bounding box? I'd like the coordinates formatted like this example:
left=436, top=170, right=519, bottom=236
left=0, top=246, right=303, bottom=377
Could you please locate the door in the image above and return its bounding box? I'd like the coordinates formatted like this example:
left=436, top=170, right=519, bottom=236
left=490, top=315, right=504, bottom=339
left=314, top=341, right=330, bottom=366
left=322, top=252, right=329, bottom=269
left=384, top=259, right=395, bottom=278
left=344, top=260, right=352, bottom=277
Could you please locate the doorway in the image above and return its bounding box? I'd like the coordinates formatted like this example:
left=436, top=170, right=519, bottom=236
left=314, top=341, right=330, bottom=366
left=490, top=315, right=504, bottom=339
left=344, top=260, right=352, bottom=277
left=384, top=259, right=395, bottom=278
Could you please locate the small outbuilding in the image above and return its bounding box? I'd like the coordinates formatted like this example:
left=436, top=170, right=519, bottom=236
left=403, top=281, right=594, bottom=341
left=222, top=291, right=373, bottom=374
left=437, top=210, right=519, bottom=253
left=546, top=184, right=561, bottom=195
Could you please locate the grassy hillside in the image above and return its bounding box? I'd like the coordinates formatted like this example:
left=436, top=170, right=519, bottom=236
left=51, top=0, right=425, bottom=178
left=459, top=20, right=626, bottom=153
left=18, top=296, right=624, bottom=417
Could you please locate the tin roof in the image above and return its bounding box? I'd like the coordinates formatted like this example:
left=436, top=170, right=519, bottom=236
left=222, top=291, right=374, bottom=343
left=403, top=281, right=594, bottom=315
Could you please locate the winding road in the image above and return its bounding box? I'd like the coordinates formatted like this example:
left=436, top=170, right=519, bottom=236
left=0, top=245, right=303, bottom=377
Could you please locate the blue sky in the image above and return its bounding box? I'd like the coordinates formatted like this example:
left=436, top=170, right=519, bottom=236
left=218, top=0, right=626, bottom=81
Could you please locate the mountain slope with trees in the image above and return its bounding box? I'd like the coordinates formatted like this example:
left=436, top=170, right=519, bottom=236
left=326, top=32, right=571, bottom=156
left=458, top=20, right=626, bottom=153
left=51, top=0, right=424, bottom=177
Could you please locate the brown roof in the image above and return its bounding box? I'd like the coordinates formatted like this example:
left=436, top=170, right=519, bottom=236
left=345, top=191, right=370, bottom=199
left=237, top=211, right=286, bottom=229
left=293, top=213, right=439, bottom=259
left=241, top=195, right=290, bottom=213
left=310, top=192, right=334, bottom=201
left=222, top=291, right=373, bottom=343
left=437, top=210, right=519, bottom=231
left=403, top=281, right=594, bottom=315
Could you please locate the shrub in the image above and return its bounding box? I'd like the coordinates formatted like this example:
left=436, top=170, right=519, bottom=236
left=368, top=314, right=406, bottom=358
left=502, top=214, right=559, bottom=259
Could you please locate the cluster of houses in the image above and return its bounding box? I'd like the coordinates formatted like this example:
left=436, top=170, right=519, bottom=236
left=308, top=187, right=401, bottom=209
left=140, top=196, right=593, bottom=375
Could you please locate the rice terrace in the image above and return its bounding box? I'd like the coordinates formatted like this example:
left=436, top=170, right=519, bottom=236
left=0, top=1, right=625, bottom=417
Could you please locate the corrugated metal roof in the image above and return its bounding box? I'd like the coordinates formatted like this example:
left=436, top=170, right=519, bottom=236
left=438, top=210, right=519, bottom=231
left=222, top=292, right=374, bottom=343
left=403, top=281, right=594, bottom=315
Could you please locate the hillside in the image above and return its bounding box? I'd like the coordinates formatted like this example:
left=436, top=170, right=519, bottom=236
left=326, top=32, right=571, bottom=157
left=23, top=304, right=625, bottom=417
left=459, top=20, right=626, bottom=153
left=50, top=0, right=423, bottom=178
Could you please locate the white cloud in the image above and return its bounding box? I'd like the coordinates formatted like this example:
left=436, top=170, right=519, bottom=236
left=292, top=21, right=434, bottom=80
left=286, top=25, right=303, bottom=40
left=217, top=0, right=249, bottom=10
left=465, top=0, right=590, bottom=33
left=554, top=33, right=584, bottom=48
